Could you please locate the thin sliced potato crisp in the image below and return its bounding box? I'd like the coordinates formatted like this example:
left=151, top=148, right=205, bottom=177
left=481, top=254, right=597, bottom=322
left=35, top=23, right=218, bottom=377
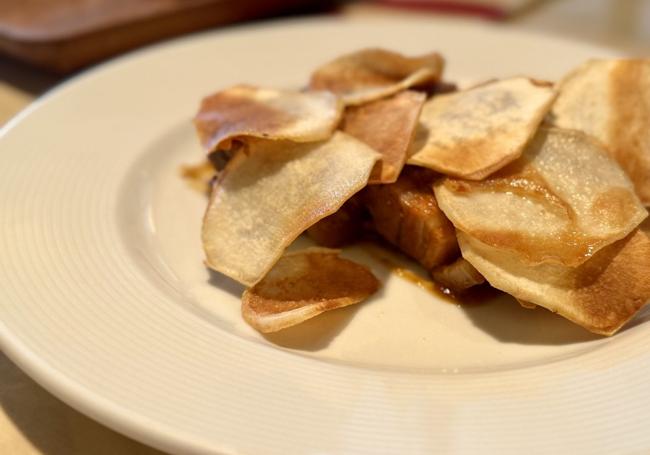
left=339, top=69, right=438, bottom=106
left=458, top=229, right=650, bottom=336
left=550, top=59, right=650, bottom=205
left=434, top=127, right=648, bottom=267
left=408, top=77, right=556, bottom=180
left=194, top=85, right=343, bottom=153
left=341, top=90, right=426, bottom=184
left=241, top=248, right=379, bottom=333
left=202, top=131, right=379, bottom=286
left=309, top=48, right=443, bottom=105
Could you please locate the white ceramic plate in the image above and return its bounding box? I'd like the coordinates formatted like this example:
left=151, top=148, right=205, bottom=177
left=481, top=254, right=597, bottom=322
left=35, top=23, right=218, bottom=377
left=2, top=16, right=649, bottom=455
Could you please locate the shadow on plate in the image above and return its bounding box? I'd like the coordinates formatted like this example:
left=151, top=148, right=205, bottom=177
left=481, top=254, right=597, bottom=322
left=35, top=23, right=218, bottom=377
left=460, top=293, right=604, bottom=345
left=207, top=268, right=246, bottom=298
left=261, top=303, right=363, bottom=352
left=204, top=242, right=645, bottom=349
left=621, top=305, right=650, bottom=331
left=352, top=241, right=604, bottom=347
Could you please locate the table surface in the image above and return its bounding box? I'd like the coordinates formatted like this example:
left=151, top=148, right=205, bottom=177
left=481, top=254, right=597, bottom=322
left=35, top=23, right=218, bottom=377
left=2, top=0, right=649, bottom=453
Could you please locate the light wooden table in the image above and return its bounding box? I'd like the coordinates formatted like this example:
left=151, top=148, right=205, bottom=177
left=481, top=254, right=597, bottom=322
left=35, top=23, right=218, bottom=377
left=1, top=1, right=649, bottom=453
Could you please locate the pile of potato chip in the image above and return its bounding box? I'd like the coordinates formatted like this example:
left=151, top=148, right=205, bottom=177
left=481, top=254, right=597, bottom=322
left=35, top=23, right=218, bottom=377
left=194, top=49, right=650, bottom=336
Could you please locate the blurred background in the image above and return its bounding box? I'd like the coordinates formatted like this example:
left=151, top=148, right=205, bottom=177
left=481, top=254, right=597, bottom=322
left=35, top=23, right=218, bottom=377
left=2, top=0, right=650, bottom=125
left=1, top=0, right=649, bottom=454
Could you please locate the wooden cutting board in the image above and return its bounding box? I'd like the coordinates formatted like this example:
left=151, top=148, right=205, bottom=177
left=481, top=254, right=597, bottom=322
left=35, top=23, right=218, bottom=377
left=0, top=0, right=318, bottom=73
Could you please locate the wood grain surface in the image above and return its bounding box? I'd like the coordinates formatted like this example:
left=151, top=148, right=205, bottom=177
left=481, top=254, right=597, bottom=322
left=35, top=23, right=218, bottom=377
left=0, top=0, right=322, bottom=72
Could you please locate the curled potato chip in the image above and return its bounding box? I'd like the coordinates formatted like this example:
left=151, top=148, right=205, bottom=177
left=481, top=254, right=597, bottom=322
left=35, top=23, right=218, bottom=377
left=458, top=229, right=650, bottom=336
left=434, top=127, right=647, bottom=267
left=430, top=257, right=485, bottom=292
left=241, top=248, right=379, bottom=333
left=202, top=131, right=379, bottom=286
left=341, top=90, right=426, bottom=184
left=408, top=77, right=556, bottom=180
left=309, top=48, right=444, bottom=105
left=550, top=59, right=650, bottom=205
left=194, top=85, right=343, bottom=153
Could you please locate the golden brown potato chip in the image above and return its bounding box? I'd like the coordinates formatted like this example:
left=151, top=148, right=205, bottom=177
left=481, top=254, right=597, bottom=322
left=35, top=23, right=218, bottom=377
left=341, top=90, right=426, bottom=184
left=434, top=127, right=648, bottom=267
left=202, top=131, right=379, bottom=286
left=550, top=59, right=650, bottom=205
left=458, top=229, right=650, bottom=336
left=430, top=257, right=485, bottom=292
left=408, top=77, right=556, bottom=180
left=194, top=85, right=343, bottom=153
left=309, top=48, right=444, bottom=105
left=241, top=248, right=379, bottom=333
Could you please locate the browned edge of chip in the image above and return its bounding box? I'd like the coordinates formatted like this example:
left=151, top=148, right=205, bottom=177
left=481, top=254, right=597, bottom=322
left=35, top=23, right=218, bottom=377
left=241, top=248, right=379, bottom=333
left=309, top=48, right=444, bottom=92
left=341, top=90, right=426, bottom=184
left=458, top=228, right=650, bottom=336
left=194, top=85, right=344, bottom=154
left=408, top=77, right=557, bottom=180
left=434, top=127, right=648, bottom=268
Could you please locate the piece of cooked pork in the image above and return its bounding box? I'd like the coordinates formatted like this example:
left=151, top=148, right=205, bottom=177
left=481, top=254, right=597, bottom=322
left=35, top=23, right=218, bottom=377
left=306, top=195, right=366, bottom=248
left=363, top=166, right=459, bottom=270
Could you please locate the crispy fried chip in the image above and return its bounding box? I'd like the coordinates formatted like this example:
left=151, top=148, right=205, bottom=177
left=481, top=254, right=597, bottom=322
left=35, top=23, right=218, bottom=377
left=341, top=90, right=426, bottom=184
left=408, top=77, right=556, bottom=180
left=431, top=257, right=485, bottom=292
left=550, top=59, right=650, bottom=205
left=241, top=248, right=379, bottom=333
left=309, top=48, right=444, bottom=105
left=434, top=127, right=648, bottom=267
left=194, top=85, right=343, bottom=153
left=458, top=229, right=650, bottom=336
left=202, top=131, right=379, bottom=286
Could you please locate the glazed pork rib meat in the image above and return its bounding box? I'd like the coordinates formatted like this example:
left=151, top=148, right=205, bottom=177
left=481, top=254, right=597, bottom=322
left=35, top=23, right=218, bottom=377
left=308, top=167, right=460, bottom=272
left=306, top=196, right=365, bottom=248
left=363, top=167, right=459, bottom=270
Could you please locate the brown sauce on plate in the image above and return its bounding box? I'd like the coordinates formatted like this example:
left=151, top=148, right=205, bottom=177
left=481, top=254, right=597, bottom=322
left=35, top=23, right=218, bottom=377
left=362, top=241, right=500, bottom=305
left=180, top=160, right=215, bottom=194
